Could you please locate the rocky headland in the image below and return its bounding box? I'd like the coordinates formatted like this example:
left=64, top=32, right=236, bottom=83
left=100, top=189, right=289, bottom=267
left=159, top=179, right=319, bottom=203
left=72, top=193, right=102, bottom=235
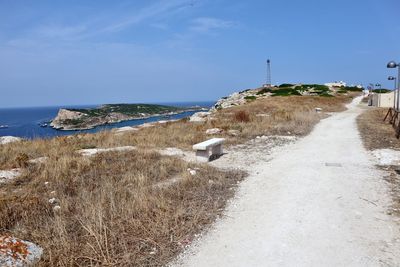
left=51, top=103, right=204, bottom=130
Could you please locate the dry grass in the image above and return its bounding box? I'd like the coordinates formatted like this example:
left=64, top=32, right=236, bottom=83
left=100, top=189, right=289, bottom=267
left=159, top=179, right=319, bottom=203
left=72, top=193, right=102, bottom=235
left=356, top=107, right=400, bottom=150
left=0, top=149, right=244, bottom=266
left=0, top=93, right=357, bottom=266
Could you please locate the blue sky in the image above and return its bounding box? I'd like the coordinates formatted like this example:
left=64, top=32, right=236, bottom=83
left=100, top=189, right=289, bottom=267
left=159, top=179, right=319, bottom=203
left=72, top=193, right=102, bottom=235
left=0, top=0, right=399, bottom=107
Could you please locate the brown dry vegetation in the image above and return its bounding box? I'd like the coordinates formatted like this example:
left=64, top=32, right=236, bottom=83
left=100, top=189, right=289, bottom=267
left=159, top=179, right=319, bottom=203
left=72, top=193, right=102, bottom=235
left=357, top=107, right=400, bottom=217
left=0, top=149, right=244, bottom=266
left=357, top=107, right=400, bottom=150
left=0, top=93, right=358, bottom=266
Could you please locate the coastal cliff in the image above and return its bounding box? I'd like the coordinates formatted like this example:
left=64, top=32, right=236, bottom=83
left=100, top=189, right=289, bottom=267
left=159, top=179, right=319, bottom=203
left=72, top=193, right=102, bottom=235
left=50, top=104, right=197, bottom=130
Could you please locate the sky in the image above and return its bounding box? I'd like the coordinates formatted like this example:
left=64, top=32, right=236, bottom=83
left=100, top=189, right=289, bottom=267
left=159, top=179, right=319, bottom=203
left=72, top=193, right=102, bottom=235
left=0, top=0, right=399, bottom=108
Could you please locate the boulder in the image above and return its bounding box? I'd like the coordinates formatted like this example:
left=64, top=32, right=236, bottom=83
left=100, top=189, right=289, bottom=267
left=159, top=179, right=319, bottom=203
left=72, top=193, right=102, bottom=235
left=205, top=128, right=223, bottom=135
left=189, top=112, right=211, bottom=122
left=0, top=236, right=43, bottom=266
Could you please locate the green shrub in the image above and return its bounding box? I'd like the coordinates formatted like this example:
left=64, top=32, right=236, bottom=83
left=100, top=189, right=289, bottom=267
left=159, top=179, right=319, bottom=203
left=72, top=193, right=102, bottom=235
left=372, top=89, right=391, bottom=94
left=272, top=88, right=301, bottom=96
left=244, top=95, right=257, bottom=101
left=343, top=86, right=363, bottom=92
left=279, top=83, right=294, bottom=88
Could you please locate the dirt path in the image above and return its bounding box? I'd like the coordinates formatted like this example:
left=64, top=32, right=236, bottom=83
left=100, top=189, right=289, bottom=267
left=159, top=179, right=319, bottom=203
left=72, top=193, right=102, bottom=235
left=173, top=96, right=400, bottom=267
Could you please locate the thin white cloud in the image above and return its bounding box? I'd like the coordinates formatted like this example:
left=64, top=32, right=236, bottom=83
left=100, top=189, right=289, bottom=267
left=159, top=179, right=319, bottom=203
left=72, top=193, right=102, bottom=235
left=99, top=0, right=189, bottom=33
left=190, top=17, right=234, bottom=33
left=8, top=0, right=191, bottom=45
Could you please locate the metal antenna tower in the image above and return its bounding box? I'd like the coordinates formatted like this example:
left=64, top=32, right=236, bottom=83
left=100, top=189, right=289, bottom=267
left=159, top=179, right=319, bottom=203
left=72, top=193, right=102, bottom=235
left=266, top=59, right=272, bottom=87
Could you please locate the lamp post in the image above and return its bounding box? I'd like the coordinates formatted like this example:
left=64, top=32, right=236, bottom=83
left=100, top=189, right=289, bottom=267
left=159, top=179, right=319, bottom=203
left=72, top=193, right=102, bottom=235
left=387, top=61, right=400, bottom=111
left=375, top=83, right=382, bottom=93
left=389, top=76, right=397, bottom=109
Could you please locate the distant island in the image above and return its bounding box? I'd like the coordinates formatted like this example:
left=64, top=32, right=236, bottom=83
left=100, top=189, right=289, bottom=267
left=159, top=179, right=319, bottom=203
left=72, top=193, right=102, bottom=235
left=50, top=103, right=204, bottom=130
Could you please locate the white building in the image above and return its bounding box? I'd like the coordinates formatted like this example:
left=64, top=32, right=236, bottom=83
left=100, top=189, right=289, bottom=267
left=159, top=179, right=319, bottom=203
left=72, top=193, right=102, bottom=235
left=324, top=81, right=347, bottom=87
left=369, top=90, right=396, bottom=108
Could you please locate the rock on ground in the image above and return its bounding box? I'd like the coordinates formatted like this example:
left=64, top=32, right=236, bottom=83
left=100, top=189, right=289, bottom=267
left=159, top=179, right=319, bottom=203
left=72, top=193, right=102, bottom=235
left=0, top=236, right=43, bottom=266
left=0, top=136, right=22, bottom=145
left=77, top=146, right=136, bottom=157
left=205, top=128, right=222, bottom=135
left=0, top=169, right=21, bottom=183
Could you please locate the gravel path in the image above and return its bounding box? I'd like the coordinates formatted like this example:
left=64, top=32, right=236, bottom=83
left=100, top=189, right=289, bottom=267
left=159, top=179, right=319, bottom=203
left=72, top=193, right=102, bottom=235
left=173, top=96, right=400, bottom=267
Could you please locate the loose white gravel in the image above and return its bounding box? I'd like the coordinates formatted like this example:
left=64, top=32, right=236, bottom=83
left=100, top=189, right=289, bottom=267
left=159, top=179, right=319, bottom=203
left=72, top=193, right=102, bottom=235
left=173, top=96, right=400, bottom=267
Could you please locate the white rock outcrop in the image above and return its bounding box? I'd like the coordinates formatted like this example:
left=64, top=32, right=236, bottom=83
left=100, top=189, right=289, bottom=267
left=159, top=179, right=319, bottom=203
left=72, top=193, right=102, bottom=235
left=210, top=89, right=263, bottom=111
left=0, top=236, right=43, bottom=266
left=50, top=109, right=85, bottom=129
left=206, top=128, right=223, bottom=135
left=189, top=112, right=211, bottom=122
left=0, top=136, right=22, bottom=145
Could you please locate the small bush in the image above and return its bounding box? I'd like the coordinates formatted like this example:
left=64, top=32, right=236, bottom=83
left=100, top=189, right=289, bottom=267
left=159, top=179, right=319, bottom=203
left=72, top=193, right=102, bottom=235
left=244, top=96, right=257, bottom=101
left=234, top=110, right=250, bottom=122
left=272, top=88, right=302, bottom=96
left=343, top=86, right=363, bottom=92
left=15, top=153, right=29, bottom=167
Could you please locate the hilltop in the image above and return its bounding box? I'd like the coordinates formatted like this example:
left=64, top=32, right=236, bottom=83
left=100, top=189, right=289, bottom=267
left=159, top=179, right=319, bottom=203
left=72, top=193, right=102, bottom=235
left=210, top=83, right=362, bottom=111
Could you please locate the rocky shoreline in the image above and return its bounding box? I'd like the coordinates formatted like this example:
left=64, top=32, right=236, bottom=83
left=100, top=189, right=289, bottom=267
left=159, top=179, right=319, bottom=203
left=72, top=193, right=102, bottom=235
left=50, top=105, right=206, bottom=131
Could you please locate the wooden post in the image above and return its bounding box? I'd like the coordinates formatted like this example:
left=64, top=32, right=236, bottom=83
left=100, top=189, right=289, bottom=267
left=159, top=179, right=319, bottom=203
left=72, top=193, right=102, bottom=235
left=384, top=108, right=393, bottom=122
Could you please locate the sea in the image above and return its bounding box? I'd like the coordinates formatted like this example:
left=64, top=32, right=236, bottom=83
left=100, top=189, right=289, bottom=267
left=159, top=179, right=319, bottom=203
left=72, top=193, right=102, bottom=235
left=0, top=101, right=214, bottom=139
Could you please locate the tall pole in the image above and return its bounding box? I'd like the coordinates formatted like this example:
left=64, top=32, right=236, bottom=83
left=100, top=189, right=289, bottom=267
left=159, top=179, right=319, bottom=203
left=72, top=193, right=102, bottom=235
left=394, top=78, right=397, bottom=109
left=397, top=66, right=400, bottom=111
left=392, top=77, right=397, bottom=109
left=266, top=59, right=271, bottom=87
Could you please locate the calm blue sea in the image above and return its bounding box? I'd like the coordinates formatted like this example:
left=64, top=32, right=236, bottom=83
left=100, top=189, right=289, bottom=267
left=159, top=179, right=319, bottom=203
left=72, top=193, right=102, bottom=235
left=0, top=102, right=214, bottom=139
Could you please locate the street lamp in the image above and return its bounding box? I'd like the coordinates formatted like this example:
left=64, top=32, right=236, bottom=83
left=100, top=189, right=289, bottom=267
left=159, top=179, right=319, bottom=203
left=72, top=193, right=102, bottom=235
left=375, top=83, right=382, bottom=95
left=388, top=76, right=397, bottom=88
left=387, top=60, right=400, bottom=110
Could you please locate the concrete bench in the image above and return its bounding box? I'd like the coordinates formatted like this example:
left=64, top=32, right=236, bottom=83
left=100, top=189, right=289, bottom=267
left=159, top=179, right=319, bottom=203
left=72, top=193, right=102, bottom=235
left=193, top=138, right=225, bottom=162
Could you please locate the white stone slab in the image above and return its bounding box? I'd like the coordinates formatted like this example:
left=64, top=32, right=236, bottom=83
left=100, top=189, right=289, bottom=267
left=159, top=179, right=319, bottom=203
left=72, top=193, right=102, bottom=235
left=193, top=138, right=225, bottom=151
